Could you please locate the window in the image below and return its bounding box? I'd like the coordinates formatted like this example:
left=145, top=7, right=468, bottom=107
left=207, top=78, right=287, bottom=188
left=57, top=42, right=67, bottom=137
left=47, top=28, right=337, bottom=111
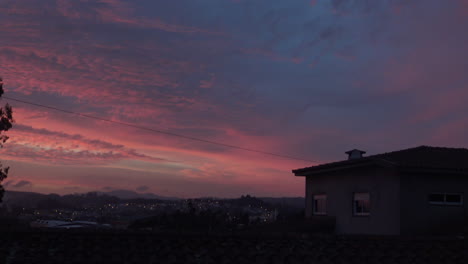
left=446, top=194, right=463, bottom=204
left=429, top=193, right=463, bottom=205
left=313, top=194, right=327, bottom=215
left=353, top=192, right=370, bottom=216
left=428, top=193, right=445, bottom=204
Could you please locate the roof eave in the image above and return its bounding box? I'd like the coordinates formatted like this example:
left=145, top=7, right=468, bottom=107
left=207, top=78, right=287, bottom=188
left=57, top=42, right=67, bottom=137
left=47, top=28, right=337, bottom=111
left=293, top=160, right=375, bottom=176
left=293, top=157, right=398, bottom=176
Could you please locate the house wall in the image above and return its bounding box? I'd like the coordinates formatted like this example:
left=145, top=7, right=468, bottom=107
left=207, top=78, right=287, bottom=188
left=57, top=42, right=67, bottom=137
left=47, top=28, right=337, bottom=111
left=400, top=173, right=468, bottom=235
left=305, top=166, right=400, bottom=235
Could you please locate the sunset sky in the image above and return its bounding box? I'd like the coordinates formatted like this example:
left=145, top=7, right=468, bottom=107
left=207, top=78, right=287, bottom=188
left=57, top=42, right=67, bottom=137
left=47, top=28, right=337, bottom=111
left=0, top=0, right=467, bottom=198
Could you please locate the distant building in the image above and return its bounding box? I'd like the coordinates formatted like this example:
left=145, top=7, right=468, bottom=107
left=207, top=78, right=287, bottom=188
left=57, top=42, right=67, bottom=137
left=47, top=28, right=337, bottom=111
left=293, top=146, right=468, bottom=235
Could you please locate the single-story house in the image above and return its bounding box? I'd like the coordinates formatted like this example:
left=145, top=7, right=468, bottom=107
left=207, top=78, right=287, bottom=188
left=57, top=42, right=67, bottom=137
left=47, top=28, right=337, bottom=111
left=292, top=146, right=468, bottom=235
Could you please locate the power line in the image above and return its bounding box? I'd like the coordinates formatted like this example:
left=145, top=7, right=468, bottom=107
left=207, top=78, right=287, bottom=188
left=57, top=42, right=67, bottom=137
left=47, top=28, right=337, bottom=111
left=3, top=96, right=315, bottom=163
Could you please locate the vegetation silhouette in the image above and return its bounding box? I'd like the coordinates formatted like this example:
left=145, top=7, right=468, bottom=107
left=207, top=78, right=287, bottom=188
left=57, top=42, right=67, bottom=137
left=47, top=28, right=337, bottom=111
left=0, top=77, right=14, bottom=203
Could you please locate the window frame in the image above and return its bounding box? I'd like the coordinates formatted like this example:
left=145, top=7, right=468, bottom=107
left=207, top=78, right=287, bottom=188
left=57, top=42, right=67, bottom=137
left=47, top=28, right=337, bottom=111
left=312, top=194, right=327, bottom=216
left=428, top=193, right=463, bottom=206
left=353, top=192, right=370, bottom=217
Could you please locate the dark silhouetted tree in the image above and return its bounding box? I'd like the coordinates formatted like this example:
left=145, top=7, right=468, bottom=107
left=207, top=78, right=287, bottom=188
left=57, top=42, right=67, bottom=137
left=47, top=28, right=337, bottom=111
left=0, top=77, right=14, bottom=203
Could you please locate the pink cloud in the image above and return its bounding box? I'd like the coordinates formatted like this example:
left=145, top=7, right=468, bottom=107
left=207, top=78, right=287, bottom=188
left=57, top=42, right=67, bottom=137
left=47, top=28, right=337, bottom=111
left=199, top=74, right=216, bottom=89
left=4, top=124, right=166, bottom=165
left=55, top=0, right=224, bottom=35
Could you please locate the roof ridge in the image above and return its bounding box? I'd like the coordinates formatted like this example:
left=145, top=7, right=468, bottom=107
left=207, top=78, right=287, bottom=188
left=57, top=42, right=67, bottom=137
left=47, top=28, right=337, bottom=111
left=419, top=145, right=468, bottom=151
left=370, top=145, right=468, bottom=159
left=293, top=145, right=468, bottom=175
left=368, top=145, right=426, bottom=158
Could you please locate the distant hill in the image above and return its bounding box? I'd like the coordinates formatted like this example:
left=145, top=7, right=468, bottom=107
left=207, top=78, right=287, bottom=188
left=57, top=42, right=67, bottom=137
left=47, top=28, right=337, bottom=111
left=1, top=190, right=178, bottom=208
left=97, top=190, right=179, bottom=200
left=2, top=191, right=49, bottom=207
left=1, top=191, right=119, bottom=209
left=2, top=191, right=302, bottom=209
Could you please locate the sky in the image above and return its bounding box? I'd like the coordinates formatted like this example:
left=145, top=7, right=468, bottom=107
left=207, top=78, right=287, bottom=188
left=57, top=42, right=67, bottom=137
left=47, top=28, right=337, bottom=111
left=0, top=0, right=467, bottom=198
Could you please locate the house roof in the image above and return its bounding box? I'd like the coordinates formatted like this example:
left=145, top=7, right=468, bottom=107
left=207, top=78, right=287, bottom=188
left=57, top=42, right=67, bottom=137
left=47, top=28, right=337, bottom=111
left=293, top=146, right=468, bottom=176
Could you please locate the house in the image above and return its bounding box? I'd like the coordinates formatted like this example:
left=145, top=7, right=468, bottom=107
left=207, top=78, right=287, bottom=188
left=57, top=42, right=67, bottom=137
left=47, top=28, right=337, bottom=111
left=292, top=146, right=468, bottom=235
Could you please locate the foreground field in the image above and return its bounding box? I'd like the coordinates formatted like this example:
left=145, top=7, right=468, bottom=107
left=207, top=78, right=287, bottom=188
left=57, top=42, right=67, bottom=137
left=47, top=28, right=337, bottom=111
left=1, top=231, right=467, bottom=264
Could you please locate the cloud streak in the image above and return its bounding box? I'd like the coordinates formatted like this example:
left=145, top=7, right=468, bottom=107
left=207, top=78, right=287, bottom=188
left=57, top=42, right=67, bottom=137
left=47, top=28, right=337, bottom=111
left=5, top=124, right=166, bottom=165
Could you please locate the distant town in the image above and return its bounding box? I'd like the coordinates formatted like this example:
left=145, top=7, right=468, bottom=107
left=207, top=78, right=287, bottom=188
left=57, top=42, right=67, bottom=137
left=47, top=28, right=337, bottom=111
left=0, top=191, right=304, bottom=231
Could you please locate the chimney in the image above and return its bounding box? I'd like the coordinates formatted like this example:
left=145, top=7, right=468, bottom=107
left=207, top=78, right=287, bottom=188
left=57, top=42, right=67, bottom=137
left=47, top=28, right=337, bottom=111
left=345, top=149, right=366, bottom=160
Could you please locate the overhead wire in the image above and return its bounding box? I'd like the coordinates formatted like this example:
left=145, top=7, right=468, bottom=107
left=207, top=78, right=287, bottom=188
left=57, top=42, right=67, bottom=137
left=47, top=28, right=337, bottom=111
left=3, top=96, right=315, bottom=163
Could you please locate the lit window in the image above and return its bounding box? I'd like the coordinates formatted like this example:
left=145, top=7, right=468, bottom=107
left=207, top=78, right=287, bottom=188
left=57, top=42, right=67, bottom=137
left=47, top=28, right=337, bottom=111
left=313, top=194, right=327, bottom=215
left=353, top=192, right=370, bottom=216
left=429, top=193, right=463, bottom=205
